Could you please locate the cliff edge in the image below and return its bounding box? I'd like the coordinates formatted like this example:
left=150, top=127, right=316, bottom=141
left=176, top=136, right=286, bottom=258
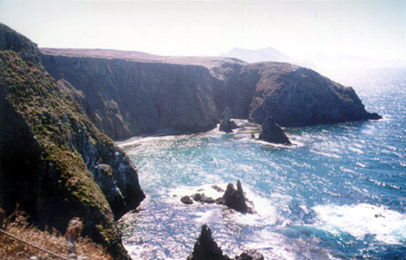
left=40, top=48, right=380, bottom=139
left=0, top=23, right=144, bottom=259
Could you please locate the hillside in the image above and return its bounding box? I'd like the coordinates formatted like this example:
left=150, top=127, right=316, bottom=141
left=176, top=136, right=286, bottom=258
left=0, top=23, right=144, bottom=259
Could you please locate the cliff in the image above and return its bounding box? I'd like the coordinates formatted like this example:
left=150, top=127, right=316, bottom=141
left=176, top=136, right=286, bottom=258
left=210, top=61, right=380, bottom=126
left=41, top=51, right=220, bottom=139
left=244, top=62, right=381, bottom=126
left=40, top=48, right=379, bottom=138
left=0, top=24, right=144, bottom=259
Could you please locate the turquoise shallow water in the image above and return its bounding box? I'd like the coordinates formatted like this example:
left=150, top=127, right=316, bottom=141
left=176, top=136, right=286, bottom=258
left=119, top=68, right=406, bottom=259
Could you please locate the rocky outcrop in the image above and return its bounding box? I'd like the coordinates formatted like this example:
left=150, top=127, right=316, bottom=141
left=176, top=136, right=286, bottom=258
left=245, top=63, right=381, bottom=126
left=218, top=180, right=254, bottom=214
left=211, top=61, right=380, bottom=127
left=0, top=23, right=144, bottom=259
left=41, top=53, right=219, bottom=140
left=180, top=181, right=254, bottom=214
left=181, top=196, right=194, bottom=205
left=187, top=224, right=230, bottom=260
left=235, top=250, right=264, bottom=260
left=258, top=116, right=291, bottom=145
left=0, top=24, right=40, bottom=64
left=219, top=107, right=238, bottom=132
left=188, top=225, right=264, bottom=260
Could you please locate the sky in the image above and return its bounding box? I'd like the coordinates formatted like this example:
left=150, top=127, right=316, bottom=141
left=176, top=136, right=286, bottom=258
left=0, top=0, right=405, bottom=63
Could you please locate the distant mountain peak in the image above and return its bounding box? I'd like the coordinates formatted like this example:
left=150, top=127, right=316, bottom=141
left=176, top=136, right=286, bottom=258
left=221, top=46, right=312, bottom=68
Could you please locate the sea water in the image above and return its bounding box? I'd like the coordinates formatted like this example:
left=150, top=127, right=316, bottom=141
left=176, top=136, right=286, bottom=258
left=118, top=68, right=406, bottom=259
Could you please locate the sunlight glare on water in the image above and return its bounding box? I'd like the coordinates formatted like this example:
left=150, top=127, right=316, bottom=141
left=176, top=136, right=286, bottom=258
left=119, top=68, right=406, bottom=259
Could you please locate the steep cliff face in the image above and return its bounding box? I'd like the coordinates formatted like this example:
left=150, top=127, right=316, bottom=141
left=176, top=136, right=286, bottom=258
left=40, top=48, right=379, bottom=138
left=245, top=62, right=380, bottom=126
left=0, top=23, right=40, bottom=64
left=41, top=54, right=219, bottom=139
left=210, top=61, right=379, bottom=126
left=0, top=24, right=144, bottom=259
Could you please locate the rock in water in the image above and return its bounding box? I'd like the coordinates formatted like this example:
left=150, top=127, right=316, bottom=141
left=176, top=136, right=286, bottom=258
left=188, top=225, right=264, bottom=260
left=258, top=116, right=291, bottom=145
left=219, top=107, right=238, bottom=133
left=180, top=196, right=193, bottom=205
left=192, top=193, right=215, bottom=204
left=235, top=249, right=264, bottom=260
left=187, top=224, right=231, bottom=260
left=220, top=180, right=253, bottom=214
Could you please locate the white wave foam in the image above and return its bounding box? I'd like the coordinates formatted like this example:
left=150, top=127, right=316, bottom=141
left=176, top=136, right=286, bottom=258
left=243, top=229, right=297, bottom=260
left=312, top=203, right=406, bottom=244
left=230, top=187, right=278, bottom=227
left=167, top=183, right=279, bottom=227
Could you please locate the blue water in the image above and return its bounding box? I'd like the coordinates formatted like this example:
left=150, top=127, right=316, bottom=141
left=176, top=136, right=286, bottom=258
left=119, top=68, right=406, bottom=259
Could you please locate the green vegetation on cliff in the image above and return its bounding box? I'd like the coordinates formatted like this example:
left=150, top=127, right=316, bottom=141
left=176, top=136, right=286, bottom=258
left=0, top=23, right=144, bottom=259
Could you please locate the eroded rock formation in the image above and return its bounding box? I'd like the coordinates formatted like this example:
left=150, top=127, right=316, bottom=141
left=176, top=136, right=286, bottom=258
left=219, top=180, right=254, bottom=214
left=187, top=224, right=230, bottom=260
left=180, top=180, right=254, bottom=214
left=188, top=225, right=264, bottom=260
left=258, top=116, right=291, bottom=145
left=219, top=107, right=238, bottom=132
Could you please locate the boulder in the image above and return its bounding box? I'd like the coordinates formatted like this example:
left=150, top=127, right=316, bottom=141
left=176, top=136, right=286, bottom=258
left=211, top=185, right=224, bottom=193
left=192, top=193, right=215, bottom=204
left=219, top=107, right=238, bottom=133
left=181, top=196, right=194, bottom=205
left=258, top=116, right=291, bottom=145
left=235, top=249, right=264, bottom=260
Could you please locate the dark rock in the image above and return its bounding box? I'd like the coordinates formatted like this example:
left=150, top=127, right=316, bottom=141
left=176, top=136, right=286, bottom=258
left=0, top=23, right=40, bottom=63
left=215, top=197, right=224, bottom=205
left=219, top=107, right=238, bottom=133
left=192, top=193, right=215, bottom=204
left=368, top=112, right=382, bottom=120
left=235, top=249, right=264, bottom=260
left=188, top=225, right=264, bottom=260
left=211, top=185, right=224, bottom=193
left=187, top=224, right=231, bottom=260
left=258, top=116, right=291, bottom=145
left=247, top=64, right=381, bottom=126
left=181, top=196, right=193, bottom=205
left=220, top=180, right=253, bottom=214
left=211, top=62, right=381, bottom=127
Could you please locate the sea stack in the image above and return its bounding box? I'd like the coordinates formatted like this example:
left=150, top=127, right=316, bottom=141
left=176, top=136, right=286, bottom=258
left=219, top=107, right=238, bottom=133
left=188, top=225, right=264, bottom=260
left=219, top=180, right=254, bottom=214
left=187, top=224, right=230, bottom=260
left=258, top=116, right=291, bottom=145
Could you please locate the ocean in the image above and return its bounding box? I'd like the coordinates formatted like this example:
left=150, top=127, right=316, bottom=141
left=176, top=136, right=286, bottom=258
left=118, top=67, right=406, bottom=259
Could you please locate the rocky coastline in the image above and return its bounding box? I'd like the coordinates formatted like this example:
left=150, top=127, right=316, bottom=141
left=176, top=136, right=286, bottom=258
left=180, top=180, right=255, bottom=214
left=40, top=47, right=381, bottom=140
left=0, top=23, right=381, bottom=259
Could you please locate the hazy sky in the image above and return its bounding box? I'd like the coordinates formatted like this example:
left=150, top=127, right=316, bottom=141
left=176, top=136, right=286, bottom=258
left=1, top=0, right=405, bottom=61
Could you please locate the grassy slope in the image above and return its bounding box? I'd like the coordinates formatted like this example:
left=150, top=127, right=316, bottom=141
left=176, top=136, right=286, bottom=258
left=0, top=49, right=128, bottom=258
